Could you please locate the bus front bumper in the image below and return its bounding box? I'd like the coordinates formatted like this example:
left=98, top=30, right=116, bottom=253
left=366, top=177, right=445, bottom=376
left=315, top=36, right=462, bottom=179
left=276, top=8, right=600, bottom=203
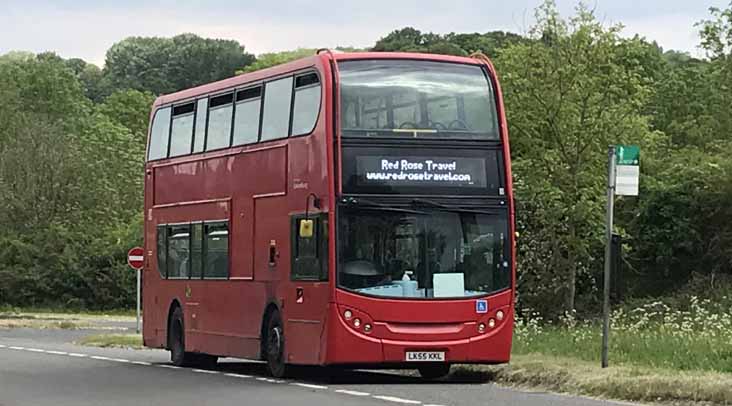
left=321, top=304, right=513, bottom=366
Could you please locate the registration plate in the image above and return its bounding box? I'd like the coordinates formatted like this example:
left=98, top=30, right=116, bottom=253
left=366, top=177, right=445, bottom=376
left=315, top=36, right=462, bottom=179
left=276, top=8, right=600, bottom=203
left=405, top=351, right=445, bottom=362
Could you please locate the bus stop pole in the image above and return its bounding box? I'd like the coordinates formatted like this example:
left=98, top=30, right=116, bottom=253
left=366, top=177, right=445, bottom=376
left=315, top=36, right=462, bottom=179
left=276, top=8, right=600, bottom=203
left=136, top=269, right=141, bottom=334
left=602, top=145, right=616, bottom=368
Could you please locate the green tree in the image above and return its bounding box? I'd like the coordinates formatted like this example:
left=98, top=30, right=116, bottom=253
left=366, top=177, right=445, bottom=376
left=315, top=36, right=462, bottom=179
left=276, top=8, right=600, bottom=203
left=623, top=149, right=732, bottom=295
left=622, top=2, right=732, bottom=296
left=98, top=89, right=155, bottom=141
left=0, top=53, right=138, bottom=309
left=698, top=3, right=732, bottom=143
left=104, top=33, right=255, bottom=95
left=444, top=32, right=525, bottom=56
left=62, top=58, right=109, bottom=102
left=237, top=47, right=364, bottom=74
left=497, top=1, right=657, bottom=313
left=238, top=48, right=319, bottom=73
left=372, top=27, right=462, bottom=55
left=373, top=28, right=523, bottom=56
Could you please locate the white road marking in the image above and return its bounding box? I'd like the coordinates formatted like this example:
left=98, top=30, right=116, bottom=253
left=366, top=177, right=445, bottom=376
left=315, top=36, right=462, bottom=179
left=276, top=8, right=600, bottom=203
left=335, top=389, right=371, bottom=396
left=46, top=350, right=68, bottom=355
left=0, top=343, right=443, bottom=406
left=224, top=373, right=252, bottom=379
left=372, top=395, right=422, bottom=404
left=291, top=383, right=328, bottom=390
left=256, top=377, right=282, bottom=383
left=192, top=369, right=219, bottom=374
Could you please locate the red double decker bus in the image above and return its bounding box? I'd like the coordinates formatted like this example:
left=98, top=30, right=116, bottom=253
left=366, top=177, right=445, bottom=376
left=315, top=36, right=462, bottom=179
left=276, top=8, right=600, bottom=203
left=142, top=50, right=515, bottom=379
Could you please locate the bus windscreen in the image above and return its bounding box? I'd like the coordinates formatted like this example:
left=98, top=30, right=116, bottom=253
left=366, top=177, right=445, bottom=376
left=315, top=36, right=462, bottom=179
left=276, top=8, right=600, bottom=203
left=339, top=60, right=499, bottom=139
left=338, top=208, right=510, bottom=299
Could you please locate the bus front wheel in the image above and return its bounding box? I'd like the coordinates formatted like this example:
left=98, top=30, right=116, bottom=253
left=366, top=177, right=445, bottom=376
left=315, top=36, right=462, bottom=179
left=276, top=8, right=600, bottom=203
left=265, top=311, right=288, bottom=378
left=417, top=363, right=451, bottom=380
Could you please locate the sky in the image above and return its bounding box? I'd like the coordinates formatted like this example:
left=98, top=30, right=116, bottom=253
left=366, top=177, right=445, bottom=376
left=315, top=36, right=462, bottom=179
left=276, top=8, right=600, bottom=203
left=1, top=0, right=728, bottom=66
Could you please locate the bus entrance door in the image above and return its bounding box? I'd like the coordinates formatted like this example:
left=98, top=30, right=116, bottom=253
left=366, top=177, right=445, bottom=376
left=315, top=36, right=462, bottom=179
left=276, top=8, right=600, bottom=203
left=285, top=214, right=329, bottom=365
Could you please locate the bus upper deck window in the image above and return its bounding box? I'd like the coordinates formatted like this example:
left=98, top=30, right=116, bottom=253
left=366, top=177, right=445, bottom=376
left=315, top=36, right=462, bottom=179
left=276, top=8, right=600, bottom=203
left=206, top=93, right=234, bottom=151
left=292, top=73, right=321, bottom=136
left=148, top=107, right=171, bottom=160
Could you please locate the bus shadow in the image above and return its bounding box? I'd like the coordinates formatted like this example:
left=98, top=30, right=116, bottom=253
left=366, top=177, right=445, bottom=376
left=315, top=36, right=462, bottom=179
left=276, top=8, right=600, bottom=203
left=211, top=361, right=494, bottom=385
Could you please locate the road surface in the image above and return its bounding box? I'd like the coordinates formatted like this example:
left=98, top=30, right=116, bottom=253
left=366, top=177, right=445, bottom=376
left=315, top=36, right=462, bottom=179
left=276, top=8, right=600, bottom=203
left=0, top=324, right=633, bottom=406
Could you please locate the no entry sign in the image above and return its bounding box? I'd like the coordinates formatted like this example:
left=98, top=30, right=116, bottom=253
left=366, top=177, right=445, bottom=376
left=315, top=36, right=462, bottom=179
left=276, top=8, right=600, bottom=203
left=127, top=247, right=145, bottom=270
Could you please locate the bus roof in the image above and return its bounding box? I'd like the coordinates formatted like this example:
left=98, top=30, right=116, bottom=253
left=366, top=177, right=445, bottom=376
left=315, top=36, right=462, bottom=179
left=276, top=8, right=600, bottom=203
left=152, top=51, right=491, bottom=108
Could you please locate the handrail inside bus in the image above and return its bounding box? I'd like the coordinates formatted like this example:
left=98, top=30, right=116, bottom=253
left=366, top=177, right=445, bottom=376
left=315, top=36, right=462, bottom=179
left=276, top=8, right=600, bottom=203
left=469, top=51, right=492, bottom=64
left=469, top=51, right=501, bottom=76
left=316, top=48, right=345, bottom=55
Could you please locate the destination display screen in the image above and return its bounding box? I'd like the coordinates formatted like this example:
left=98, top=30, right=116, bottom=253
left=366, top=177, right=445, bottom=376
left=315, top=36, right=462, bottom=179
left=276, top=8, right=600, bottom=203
left=356, top=156, right=487, bottom=188
left=342, top=147, right=503, bottom=195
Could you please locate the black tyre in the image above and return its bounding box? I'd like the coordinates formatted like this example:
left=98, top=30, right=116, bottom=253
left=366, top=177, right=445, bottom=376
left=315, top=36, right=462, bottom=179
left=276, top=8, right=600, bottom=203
left=193, top=353, right=219, bottom=369
left=168, top=307, right=196, bottom=367
left=265, top=311, right=288, bottom=378
left=417, top=363, right=451, bottom=380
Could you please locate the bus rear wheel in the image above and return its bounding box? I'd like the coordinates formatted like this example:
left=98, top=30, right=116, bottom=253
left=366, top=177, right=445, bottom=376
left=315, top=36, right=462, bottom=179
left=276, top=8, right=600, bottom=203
left=169, top=307, right=219, bottom=368
left=169, top=307, right=196, bottom=367
left=265, top=311, right=288, bottom=378
left=417, top=363, right=451, bottom=380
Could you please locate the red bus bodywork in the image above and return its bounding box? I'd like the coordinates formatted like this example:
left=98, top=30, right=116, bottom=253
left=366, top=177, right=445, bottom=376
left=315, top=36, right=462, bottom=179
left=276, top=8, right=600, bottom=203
left=142, top=51, right=515, bottom=371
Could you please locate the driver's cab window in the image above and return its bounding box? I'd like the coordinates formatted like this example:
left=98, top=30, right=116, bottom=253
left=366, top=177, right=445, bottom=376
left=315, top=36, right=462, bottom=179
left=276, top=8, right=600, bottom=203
left=291, top=215, right=327, bottom=281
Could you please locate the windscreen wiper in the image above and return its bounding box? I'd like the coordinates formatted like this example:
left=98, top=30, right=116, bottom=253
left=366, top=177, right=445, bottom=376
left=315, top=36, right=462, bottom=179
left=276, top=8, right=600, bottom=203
left=342, top=197, right=427, bottom=215
left=410, top=198, right=494, bottom=215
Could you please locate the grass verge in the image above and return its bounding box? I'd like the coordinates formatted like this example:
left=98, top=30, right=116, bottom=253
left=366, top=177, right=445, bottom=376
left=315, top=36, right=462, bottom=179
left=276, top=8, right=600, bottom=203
left=77, top=333, right=143, bottom=349
left=0, top=307, right=135, bottom=329
left=456, top=354, right=732, bottom=405
left=513, top=325, right=732, bottom=374
left=0, top=305, right=135, bottom=318
left=0, top=316, right=92, bottom=330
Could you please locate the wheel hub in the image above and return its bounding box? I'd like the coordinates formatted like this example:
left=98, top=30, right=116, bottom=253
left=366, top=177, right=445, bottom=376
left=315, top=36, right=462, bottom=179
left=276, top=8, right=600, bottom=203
left=268, top=326, right=282, bottom=358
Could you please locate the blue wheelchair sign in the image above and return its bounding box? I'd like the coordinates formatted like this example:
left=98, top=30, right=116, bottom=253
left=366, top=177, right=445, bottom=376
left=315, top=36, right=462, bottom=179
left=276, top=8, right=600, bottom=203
left=476, top=299, right=488, bottom=313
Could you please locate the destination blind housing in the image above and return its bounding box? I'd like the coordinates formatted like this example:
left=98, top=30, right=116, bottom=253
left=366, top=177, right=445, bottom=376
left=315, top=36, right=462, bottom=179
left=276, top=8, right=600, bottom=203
left=357, top=156, right=488, bottom=187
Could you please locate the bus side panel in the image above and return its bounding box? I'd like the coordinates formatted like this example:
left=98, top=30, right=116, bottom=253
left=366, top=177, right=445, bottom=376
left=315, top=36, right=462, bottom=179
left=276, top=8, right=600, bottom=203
left=186, top=282, right=266, bottom=359
left=142, top=262, right=166, bottom=348
left=142, top=161, right=162, bottom=349
left=285, top=131, right=332, bottom=365
left=153, top=161, right=204, bottom=206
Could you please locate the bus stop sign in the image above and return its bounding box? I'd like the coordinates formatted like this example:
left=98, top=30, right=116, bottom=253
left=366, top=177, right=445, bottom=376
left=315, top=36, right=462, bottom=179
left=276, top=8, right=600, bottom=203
left=127, top=247, right=145, bottom=270
left=615, top=145, right=639, bottom=196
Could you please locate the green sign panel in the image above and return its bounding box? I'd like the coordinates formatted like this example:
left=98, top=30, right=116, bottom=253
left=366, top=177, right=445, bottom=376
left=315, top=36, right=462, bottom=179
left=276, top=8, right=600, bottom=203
left=616, top=145, right=639, bottom=166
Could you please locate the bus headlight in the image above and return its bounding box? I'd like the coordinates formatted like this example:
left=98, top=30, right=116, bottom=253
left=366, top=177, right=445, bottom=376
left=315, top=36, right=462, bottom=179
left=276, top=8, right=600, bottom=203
left=478, top=323, right=486, bottom=333
left=496, top=310, right=504, bottom=321
left=488, top=319, right=496, bottom=329
left=344, top=310, right=353, bottom=320
left=364, top=323, right=372, bottom=333
left=353, top=318, right=361, bottom=328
